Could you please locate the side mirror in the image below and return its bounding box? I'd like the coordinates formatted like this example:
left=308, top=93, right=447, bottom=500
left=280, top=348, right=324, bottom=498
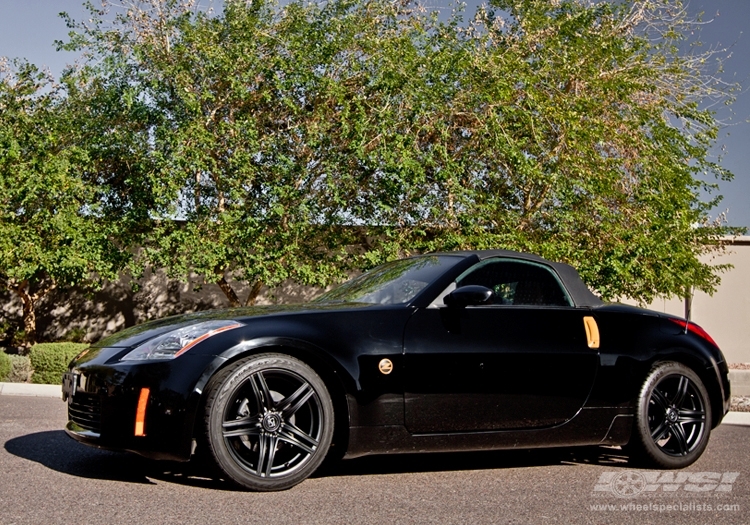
left=443, top=285, right=494, bottom=307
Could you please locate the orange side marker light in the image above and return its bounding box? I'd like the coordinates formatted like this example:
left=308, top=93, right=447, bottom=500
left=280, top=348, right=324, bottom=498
left=583, top=316, right=600, bottom=349
left=135, top=387, right=150, bottom=437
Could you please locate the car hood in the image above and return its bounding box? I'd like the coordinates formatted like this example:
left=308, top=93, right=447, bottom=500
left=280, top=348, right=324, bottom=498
left=92, top=302, right=377, bottom=349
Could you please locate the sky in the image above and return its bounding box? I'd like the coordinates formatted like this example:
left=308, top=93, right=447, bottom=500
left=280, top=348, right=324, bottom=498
left=1, top=0, right=749, bottom=229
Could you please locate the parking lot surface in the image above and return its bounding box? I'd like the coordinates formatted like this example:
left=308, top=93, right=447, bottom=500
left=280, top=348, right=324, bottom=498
left=1, top=396, right=748, bottom=524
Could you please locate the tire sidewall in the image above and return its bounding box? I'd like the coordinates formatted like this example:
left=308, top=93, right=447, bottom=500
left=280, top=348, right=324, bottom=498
left=205, top=353, right=334, bottom=491
left=634, top=361, right=711, bottom=469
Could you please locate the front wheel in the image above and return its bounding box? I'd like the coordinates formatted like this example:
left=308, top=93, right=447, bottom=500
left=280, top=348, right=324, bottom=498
left=628, top=361, right=711, bottom=469
left=202, top=353, right=334, bottom=491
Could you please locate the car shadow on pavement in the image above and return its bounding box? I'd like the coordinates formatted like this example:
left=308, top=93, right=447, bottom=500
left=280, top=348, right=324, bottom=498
left=3, top=430, right=234, bottom=490
left=318, top=445, right=631, bottom=478
left=6, top=430, right=633, bottom=490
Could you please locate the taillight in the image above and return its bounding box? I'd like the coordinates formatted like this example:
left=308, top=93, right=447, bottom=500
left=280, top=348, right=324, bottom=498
left=669, top=318, right=719, bottom=348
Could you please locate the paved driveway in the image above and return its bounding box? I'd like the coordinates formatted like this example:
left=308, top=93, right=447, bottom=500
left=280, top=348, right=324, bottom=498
left=1, top=396, right=748, bottom=525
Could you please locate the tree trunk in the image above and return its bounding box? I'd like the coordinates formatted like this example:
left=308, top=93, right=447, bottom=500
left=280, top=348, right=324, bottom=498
left=244, top=280, right=263, bottom=307
left=11, top=279, right=55, bottom=349
left=17, top=284, right=36, bottom=348
left=215, top=273, right=241, bottom=307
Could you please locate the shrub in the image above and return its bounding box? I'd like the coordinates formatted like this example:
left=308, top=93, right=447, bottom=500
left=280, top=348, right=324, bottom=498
left=64, top=327, right=88, bottom=343
left=0, top=351, right=10, bottom=382
left=29, top=343, right=88, bottom=385
left=7, top=354, right=33, bottom=383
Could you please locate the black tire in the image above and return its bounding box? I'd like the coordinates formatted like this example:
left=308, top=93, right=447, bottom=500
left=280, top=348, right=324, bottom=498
left=202, top=353, right=334, bottom=491
left=628, top=361, right=711, bottom=469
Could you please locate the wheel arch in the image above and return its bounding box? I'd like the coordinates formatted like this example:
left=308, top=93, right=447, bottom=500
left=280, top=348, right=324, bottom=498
left=646, top=349, right=725, bottom=429
left=190, top=337, right=354, bottom=461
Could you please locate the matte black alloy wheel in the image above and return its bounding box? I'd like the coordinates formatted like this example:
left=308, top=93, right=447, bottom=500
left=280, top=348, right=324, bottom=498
left=630, top=362, right=711, bottom=469
left=203, top=354, right=334, bottom=491
left=648, top=374, right=706, bottom=456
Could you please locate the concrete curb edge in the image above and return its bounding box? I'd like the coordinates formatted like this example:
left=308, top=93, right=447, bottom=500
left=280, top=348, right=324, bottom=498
left=0, top=382, right=61, bottom=397
left=728, top=369, right=750, bottom=396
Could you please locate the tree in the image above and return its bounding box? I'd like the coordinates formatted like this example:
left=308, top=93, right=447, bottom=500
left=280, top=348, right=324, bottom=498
left=60, top=0, right=742, bottom=307
left=442, top=0, right=744, bottom=302
left=318, top=0, right=744, bottom=302
left=0, top=59, right=126, bottom=346
left=62, top=0, right=384, bottom=306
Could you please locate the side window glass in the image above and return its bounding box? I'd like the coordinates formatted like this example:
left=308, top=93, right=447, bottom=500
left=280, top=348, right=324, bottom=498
left=455, top=259, right=572, bottom=307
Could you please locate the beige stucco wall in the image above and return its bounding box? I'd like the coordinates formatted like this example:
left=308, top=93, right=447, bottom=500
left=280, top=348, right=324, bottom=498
left=633, top=238, right=750, bottom=364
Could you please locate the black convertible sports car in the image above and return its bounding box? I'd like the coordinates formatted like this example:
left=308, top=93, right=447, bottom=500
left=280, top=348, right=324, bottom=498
left=62, top=250, right=731, bottom=491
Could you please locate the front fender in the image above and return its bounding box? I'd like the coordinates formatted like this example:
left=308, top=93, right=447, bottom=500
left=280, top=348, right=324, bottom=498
left=181, top=336, right=360, bottom=457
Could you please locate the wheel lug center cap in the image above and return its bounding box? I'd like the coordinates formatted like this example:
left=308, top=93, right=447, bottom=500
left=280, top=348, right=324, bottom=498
left=262, top=412, right=282, bottom=432
left=666, top=408, right=678, bottom=423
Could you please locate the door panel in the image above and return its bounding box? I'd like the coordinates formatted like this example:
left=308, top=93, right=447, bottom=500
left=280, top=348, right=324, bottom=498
left=404, top=305, right=598, bottom=433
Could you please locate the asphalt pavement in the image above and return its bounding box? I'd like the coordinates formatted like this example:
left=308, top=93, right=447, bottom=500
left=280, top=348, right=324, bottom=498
left=1, top=392, right=749, bottom=524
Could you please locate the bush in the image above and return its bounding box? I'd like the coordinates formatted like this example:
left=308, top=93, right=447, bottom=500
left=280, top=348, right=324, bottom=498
left=7, top=354, right=33, bottom=383
left=0, top=351, right=10, bottom=382
left=64, top=327, right=88, bottom=343
left=29, top=343, right=88, bottom=385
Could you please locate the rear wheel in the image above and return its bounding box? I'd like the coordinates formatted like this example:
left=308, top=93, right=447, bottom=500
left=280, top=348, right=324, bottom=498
left=628, top=362, right=711, bottom=469
left=203, top=353, right=334, bottom=491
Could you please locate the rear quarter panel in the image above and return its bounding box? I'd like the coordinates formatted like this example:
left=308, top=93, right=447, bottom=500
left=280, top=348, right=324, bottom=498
left=586, top=304, right=729, bottom=426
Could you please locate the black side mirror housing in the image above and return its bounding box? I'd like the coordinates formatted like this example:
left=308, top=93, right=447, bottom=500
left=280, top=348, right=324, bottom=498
left=443, top=285, right=494, bottom=307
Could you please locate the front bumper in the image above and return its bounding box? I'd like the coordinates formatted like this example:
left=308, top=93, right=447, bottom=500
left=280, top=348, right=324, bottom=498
left=63, top=347, right=223, bottom=461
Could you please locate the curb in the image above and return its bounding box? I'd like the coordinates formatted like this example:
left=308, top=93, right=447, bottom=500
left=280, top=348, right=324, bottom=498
left=728, top=369, right=750, bottom=396
left=721, top=412, right=750, bottom=427
left=0, top=382, right=61, bottom=397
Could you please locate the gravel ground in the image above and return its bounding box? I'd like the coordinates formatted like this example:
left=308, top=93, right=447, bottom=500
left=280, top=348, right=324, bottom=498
left=731, top=396, right=750, bottom=412
left=729, top=363, right=750, bottom=370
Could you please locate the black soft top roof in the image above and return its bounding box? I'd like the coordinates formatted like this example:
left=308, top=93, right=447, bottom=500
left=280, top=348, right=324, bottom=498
left=432, top=249, right=604, bottom=308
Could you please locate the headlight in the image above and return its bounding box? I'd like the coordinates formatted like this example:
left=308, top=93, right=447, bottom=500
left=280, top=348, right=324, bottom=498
left=120, top=320, right=243, bottom=361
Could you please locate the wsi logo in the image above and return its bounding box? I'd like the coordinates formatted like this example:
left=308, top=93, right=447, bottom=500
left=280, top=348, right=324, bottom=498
left=593, top=471, right=740, bottom=498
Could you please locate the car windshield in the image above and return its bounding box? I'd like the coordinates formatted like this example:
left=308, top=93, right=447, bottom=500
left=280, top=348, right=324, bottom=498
left=315, top=255, right=459, bottom=305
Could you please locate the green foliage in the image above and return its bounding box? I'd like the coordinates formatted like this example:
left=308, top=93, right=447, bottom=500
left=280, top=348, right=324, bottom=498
left=11, top=330, right=28, bottom=351
left=29, top=342, right=87, bottom=385
left=451, top=0, right=745, bottom=302
left=0, top=351, right=10, bottom=382
left=0, top=319, right=15, bottom=344
left=63, top=327, right=88, bottom=344
left=53, top=0, right=744, bottom=305
left=6, top=353, right=32, bottom=383
left=0, top=59, right=130, bottom=344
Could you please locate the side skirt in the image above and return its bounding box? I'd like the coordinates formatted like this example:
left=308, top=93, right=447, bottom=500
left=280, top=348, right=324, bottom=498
left=344, top=407, right=632, bottom=459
